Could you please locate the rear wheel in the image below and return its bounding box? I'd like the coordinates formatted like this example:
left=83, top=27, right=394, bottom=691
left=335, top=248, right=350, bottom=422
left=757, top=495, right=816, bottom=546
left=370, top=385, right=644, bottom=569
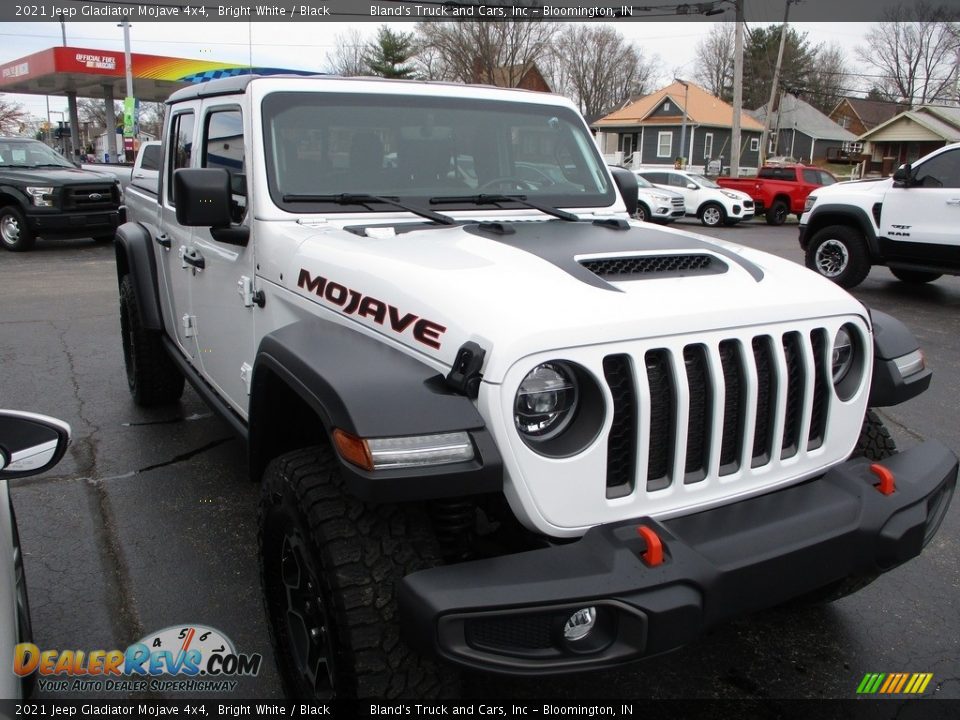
left=259, top=446, right=459, bottom=699
left=699, top=202, right=725, bottom=227
left=0, top=206, right=35, bottom=252
left=890, top=268, right=942, bottom=284
left=805, top=224, right=870, bottom=288
left=119, top=275, right=184, bottom=406
left=765, top=199, right=789, bottom=226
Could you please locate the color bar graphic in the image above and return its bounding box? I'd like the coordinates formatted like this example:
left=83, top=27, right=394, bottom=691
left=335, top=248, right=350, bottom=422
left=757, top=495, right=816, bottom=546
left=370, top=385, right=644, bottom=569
left=857, top=672, right=933, bottom=694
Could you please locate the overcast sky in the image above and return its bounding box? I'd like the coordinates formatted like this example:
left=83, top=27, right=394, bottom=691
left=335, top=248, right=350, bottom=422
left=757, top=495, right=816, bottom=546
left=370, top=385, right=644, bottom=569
left=1, top=20, right=872, bottom=119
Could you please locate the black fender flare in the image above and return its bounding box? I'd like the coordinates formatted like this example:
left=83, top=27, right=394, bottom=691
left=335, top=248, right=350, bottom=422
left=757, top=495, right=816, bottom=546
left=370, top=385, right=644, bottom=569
left=868, top=309, right=932, bottom=407
left=0, top=185, right=29, bottom=210
left=250, top=319, right=502, bottom=502
left=801, top=204, right=880, bottom=259
left=114, top=221, right=164, bottom=331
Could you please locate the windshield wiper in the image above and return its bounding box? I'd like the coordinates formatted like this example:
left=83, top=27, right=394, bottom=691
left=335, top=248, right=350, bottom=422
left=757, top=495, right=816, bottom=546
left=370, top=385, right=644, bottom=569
left=429, top=193, right=579, bottom=222
left=281, top=193, right=455, bottom=226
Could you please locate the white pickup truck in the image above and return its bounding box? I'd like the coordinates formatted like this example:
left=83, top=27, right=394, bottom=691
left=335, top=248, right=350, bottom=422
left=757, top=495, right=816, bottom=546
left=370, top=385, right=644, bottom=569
left=115, top=75, right=956, bottom=699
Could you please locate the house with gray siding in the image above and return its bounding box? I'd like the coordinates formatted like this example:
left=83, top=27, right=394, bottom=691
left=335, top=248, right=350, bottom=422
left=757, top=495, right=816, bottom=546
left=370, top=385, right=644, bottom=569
left=750, top=94, right=857, bottom=163
left=592, top=81, right=764, bottom=172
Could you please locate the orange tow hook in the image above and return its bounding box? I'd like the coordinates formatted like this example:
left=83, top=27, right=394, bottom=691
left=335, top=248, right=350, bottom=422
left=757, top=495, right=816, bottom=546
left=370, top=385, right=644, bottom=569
left=870, top=463, right=896, bottom=496
left=636, top=526, right=664, bottom=567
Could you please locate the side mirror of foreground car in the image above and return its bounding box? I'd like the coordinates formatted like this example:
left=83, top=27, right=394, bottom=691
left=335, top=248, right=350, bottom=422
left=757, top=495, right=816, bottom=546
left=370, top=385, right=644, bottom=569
left=0, top=411, right=71, bottom=479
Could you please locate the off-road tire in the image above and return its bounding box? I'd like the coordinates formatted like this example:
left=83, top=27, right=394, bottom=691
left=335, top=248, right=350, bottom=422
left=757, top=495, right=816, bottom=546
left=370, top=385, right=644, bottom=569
left=805, top=224, right=870, bottom=288
left=0, top=206, right=36, bottom=252
left=699, top=202, right=726, bottom=227
left=259, top=446, right=460, bottom=699
left=765, top=199, right=789, bottom=226
left=890, top=268, right=942, bottom=284
left=634, top=203, right=650, bottom=222
left=787, top=410, right=896, bottom=607
left=119, top=275, right=184, bottom=406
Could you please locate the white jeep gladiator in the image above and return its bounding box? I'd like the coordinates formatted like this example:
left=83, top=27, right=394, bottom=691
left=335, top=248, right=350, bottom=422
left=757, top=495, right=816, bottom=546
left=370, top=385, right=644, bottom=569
left=116, top=75, right=957, bottom=699
left=800, top=142, right=960, bottom=288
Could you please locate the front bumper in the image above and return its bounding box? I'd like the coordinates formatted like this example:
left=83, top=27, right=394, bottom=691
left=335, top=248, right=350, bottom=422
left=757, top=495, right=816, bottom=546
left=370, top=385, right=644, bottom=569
left=399, top=441, right=957, bottom=675
left=26, top=209, right=120, bottom=239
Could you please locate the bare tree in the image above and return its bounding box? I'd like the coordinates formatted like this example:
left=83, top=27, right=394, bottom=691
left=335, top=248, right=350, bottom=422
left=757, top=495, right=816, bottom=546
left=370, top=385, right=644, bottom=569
left=0, top=96, right=28, bottom=135
left=552, top=25, right=659, bottom=123
left=801, top=43, right=854, bottom=114
left=856, top=2, right=959, bottom=106
left=693, top=24, right=735, bottom=102
left=78, top=97, right=120, bottom=132
left=324, top=28, right=371, bottom=77
left=413, top=21, right=557, bottom=86
left=137, top=101, right=165, bottom=138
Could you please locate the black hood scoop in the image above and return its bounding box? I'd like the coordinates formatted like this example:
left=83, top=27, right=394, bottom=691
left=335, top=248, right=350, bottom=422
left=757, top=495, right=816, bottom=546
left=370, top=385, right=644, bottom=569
left=580, top=254, right=727, bottom=280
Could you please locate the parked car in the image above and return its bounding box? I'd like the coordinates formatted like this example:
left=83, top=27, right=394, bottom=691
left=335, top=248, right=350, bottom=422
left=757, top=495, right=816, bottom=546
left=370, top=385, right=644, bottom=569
left=128, top=141, right=161, bottom=194
left=637, top=168, right=755, bottom=226
left=0, top=410, right=71, bottom=699
left=800, top=142, right=960, bottom=288
left=0, top=137, right=122, bottom=251
left=632, top=171, right=686, bottom=223
left=718, top=163, right=837, bottom=225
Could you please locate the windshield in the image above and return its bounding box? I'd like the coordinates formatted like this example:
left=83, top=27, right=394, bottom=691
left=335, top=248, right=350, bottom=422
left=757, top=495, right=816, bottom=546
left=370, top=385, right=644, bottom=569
left=0, top=140, right=74, bottom=169
left=688, top=174, right=720, bottom=189
left=262, top=92, right=614, bottom=213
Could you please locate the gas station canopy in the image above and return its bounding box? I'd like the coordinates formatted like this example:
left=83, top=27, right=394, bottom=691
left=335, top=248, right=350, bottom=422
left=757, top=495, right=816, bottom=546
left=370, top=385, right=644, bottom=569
left=0, top=45, right=313, bottom=101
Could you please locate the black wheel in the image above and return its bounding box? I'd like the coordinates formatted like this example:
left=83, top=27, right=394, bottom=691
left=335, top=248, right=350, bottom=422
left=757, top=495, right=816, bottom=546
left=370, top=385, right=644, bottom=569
left=634, top=203, right=650, bottom=222
left=0, top=206, right=36, bottom=252
left=765, top=199, right=789, bottom=226
left=699, top=202, right=725, bottom=227
left=804, top=224, right=870, bottom=288
left=890, top=268, right=942, bottom=284
left=119, top=275, right=184, bottom=406
left=259, top=446, right=459, bottom=699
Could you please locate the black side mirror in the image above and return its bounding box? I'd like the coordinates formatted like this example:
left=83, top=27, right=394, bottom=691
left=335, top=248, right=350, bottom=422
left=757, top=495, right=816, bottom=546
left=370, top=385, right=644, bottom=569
left=0, top=411, right=71, bottom=479
left=892, top=163, right=912, bottom=187
left=609, top=166, right=638, bottom=217
left=173, top=168, right=249, bottom=246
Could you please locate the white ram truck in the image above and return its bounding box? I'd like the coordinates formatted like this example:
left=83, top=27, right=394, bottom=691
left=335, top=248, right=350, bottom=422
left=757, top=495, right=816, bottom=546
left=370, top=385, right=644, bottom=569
left=116, top=75, right=957, bottom=699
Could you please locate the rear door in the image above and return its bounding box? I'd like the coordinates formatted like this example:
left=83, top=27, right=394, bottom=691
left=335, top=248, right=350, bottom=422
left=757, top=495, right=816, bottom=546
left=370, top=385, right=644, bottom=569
left=880, top=147, right=960, bottom=252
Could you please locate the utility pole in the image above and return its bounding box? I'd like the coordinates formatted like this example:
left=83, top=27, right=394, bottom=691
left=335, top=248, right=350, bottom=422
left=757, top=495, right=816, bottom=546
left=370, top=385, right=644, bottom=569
left=730, top=0, right=744, bottom=178
left=759, top=0, right=796, bottom=165
left=675, top=78, right=690, bottom=168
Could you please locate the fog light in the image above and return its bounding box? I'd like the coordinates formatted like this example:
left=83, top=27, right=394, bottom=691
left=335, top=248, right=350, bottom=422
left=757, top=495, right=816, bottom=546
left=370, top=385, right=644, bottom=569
left=563, top=607, right=596, bottom=641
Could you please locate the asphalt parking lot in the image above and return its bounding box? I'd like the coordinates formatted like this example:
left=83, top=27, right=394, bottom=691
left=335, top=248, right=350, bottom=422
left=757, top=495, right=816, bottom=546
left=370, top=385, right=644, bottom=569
left=0, top=217, right=957, bottom=702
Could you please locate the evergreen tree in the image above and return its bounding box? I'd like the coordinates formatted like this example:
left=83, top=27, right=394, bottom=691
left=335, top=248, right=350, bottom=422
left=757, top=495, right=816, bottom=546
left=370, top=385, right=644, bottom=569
left=364, top=26, right=416, bottom=79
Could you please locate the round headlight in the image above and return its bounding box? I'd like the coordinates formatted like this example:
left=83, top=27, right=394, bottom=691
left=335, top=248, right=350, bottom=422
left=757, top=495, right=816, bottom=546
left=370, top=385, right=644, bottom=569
left=832, top=326, right=854, bottom=384
left=514, top=362, right=578, bottom=440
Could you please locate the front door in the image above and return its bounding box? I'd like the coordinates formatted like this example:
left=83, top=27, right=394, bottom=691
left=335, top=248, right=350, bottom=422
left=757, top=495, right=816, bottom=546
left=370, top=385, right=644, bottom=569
left=880, top=147, right=960, bottom=252
left=187, top=103, right=256, bottom=416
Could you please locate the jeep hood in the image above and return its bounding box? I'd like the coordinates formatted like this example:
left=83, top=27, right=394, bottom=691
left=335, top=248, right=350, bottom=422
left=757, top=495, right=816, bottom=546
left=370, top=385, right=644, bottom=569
left=285, top=219, right=866, bottom=383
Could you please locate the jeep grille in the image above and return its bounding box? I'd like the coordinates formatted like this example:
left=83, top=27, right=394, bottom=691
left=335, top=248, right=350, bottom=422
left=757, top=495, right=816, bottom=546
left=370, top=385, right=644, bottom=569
left=603, top=328, right=833, bottom=497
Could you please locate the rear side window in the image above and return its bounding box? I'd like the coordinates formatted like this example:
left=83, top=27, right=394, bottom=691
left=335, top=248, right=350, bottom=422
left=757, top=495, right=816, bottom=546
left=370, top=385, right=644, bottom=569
left=202, top=108, right=246, bottom=223
left=667, top=173, right=689, bottom=188
left=140, top=144, right=160, bottom=171
left=167, top=112, right=195, bottom=205
left=643, top=172, right=667, bottom=184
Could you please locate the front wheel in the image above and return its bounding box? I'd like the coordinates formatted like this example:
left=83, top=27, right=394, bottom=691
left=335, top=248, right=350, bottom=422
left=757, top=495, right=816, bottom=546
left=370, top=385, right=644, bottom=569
left=259, top=446, right=459, bottom=699
left=699, top=203, right=726, bottom=227
left=890, top=268, right=942, bottom=284
left=634, top=203, right=650, bottom=222
left=804, top=224, right=870, bottom=288
left=0, top=206, right=35, bottom=252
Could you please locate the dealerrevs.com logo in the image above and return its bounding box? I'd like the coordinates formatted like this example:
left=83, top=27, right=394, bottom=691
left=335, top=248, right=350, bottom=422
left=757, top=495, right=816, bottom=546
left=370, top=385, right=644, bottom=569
left=14, top=624, right=262, bottom=693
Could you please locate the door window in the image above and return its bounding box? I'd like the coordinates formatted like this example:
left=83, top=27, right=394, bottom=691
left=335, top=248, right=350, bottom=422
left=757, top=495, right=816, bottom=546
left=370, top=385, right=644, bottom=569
left=167, top=112, right=195, bottom=204
left=913, top=150, right=960, bottom=188
left=202, top=108, right=246, bottom=223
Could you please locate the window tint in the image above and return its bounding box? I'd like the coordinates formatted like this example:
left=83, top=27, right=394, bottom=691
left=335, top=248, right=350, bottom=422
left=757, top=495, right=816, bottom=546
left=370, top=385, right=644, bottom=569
left=667, top=173, right=689, bottom=188
left=913, top=150, right=960, bottom=188
left=643, top=172, right=667, bottom=184
left=167, top=112, right=195, bottom=204
left=203, top=108, right=246, bottom=223
left=819, top=171, right=836, bottom=186
left=802, top=169, right=820, bottom=184
left=140, top=144, right=161, bottom=171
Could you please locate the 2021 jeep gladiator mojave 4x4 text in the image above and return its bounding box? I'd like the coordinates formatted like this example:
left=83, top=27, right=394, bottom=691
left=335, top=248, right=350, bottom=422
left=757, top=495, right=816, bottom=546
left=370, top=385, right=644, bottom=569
left=0, top=137, right=122, bottom=251
left=116, top=76, right=957, bottom=699
left=800, top=142, right=960, bottom=288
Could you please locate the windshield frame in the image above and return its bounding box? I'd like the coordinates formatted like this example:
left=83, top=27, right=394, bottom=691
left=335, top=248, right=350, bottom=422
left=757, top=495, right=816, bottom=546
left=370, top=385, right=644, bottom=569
left=261, top=91, right=616, bottom=216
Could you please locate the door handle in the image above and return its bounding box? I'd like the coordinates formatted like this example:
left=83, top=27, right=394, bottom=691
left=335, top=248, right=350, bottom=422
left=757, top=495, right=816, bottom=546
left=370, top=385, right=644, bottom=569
left=155, top=233, right=170, bottom=249
left=947, top=198, right=960, bottom=206
left=182, top=247, right=205, bottom=270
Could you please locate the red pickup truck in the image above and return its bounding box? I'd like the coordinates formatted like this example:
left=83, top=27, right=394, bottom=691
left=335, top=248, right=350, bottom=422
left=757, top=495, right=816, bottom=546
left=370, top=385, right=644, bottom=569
left=717, top=164, right=837, bottom=226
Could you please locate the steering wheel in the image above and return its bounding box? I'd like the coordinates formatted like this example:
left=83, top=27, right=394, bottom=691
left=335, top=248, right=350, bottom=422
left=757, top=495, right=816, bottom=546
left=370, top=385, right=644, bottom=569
left=478, top=176, right=539, bottom=192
